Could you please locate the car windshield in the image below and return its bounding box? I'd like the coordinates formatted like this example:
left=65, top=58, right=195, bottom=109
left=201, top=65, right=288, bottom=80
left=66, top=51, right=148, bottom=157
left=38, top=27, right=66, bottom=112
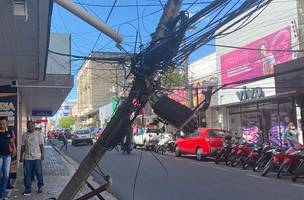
left=77, top=130, right=90, bottom=135
left=208, top=130, right=225, bottom=138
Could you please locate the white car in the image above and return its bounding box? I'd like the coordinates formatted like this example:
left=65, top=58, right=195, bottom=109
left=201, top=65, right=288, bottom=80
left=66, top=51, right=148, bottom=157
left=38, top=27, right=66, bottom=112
left=72, top=129, right=94, bottom=146
left=133, top=128, right=162, bottom=150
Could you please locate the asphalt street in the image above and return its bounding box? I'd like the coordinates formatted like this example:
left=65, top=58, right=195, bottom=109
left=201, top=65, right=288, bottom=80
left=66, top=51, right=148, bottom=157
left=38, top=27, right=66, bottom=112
left=54, top=140, right=304, bottom=200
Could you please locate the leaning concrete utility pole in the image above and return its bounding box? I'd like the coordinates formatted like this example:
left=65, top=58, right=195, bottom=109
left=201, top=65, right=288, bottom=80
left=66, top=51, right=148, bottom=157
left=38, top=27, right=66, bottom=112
left=54, top=0, right=123, bottom=44
left=57, top=0, right=183, bottom=199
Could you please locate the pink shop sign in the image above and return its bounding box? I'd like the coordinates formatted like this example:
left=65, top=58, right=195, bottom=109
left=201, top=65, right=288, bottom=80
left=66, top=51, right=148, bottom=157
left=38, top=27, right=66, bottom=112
left=220, top=26, right=292, bottom=87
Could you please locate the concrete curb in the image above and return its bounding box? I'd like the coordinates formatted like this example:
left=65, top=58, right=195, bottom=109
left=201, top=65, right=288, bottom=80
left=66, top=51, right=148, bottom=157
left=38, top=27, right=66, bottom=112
left=48, top=140, right=117, bottom=200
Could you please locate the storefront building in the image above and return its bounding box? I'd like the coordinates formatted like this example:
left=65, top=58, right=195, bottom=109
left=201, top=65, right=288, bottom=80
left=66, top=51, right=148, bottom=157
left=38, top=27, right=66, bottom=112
left=220, top=83, right=297, bottom=145
left=214, top=0, right=302, bottom=144
left=0, top=1, right=73, bottom=178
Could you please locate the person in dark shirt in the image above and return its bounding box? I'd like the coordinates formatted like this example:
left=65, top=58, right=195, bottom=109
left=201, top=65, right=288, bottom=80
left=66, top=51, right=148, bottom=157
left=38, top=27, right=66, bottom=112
left=60, top=130, right=68, bottom=151
left=0, top=117, right=16, bottom=199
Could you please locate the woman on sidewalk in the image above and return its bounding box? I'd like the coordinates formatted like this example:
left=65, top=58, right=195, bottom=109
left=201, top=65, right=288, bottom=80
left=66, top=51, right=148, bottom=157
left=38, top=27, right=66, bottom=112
left=284, top=122, right=299, bottom=147
left=0, top=117, right=16, bottom=199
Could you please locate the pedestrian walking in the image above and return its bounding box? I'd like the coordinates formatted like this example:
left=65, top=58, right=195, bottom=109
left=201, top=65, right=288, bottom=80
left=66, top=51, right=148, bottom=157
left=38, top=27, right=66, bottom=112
left=20, top=121, right=44, bottom=196
left=60, top=130, right=68, bottom=151
left=0, top=117, right=16, bottom=199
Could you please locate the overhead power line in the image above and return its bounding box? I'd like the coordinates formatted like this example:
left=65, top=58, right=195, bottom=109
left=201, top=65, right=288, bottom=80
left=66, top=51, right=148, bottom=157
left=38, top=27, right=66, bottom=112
left=48, top=49, right=130, bottom=62
left=74, top=0, right=291, bottom=8
left=74, top=1, right=212, bottom=8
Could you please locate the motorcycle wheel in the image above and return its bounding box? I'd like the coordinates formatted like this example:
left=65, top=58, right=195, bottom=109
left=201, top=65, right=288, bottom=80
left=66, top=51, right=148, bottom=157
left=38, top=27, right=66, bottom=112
left=155, top=146, right=159, bottom=153
left=161, top=147, right=165, bottom=155
left=292, top=161, right=304, bottom=182
left=262, top=160, right=273, bottom=176
left=253, top=157, right=263, bottom=172
left=242, top=158, right=249, bottom=170
left=214, top=151, right=223, bottom=164
left=277, top=163, right=289, bottom=179
left=253, top=165, right=259, bottom=172
left=231, top=155, right=243, bottom=167
left=228, top=154, right=236, bottom=166
left=175, top=146, right=181, bottom=157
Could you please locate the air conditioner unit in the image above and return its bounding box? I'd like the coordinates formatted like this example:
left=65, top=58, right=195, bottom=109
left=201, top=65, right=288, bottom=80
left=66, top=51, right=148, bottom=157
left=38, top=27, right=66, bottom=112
left=12, top=0, right=28, bottom=21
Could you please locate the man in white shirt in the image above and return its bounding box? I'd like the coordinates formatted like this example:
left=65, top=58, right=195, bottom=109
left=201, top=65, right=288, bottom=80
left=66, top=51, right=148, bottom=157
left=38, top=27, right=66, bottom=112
left=20, top=121, right=44, bottom=196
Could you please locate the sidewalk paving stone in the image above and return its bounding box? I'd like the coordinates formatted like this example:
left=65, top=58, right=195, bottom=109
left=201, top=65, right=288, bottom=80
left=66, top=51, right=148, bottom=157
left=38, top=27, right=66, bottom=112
left=10, top=144, right=117, bottom=200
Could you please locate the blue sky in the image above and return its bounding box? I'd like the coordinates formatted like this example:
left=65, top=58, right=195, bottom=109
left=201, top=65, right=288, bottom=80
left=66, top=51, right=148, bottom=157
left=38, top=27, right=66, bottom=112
left=51, top=1, right=215, bottom=100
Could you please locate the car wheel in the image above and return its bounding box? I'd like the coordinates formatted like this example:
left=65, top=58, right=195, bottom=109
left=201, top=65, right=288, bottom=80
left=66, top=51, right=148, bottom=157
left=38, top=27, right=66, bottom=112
left=90, top=141, right=94, bottom=145
left=196, top=148, right=204, bottom=161
left=175, top=146, right=181, bottom=157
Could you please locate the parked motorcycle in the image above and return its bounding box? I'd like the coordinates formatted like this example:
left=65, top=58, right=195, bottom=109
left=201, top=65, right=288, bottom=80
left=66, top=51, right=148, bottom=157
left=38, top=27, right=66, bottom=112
left=292, top=154, right=304, bottom=182
left=252, top=143, right=275, bottom=172
left=277, top=141, right=304, bottom=178
left=226, top=136, right=243, bottom=165
left=227, top=143, right=242, bottom=166
left=231, top=142, right=253, bottom=167
left=155, top=134, right=175, bottom=155
left=242, top=142, right=263, bottom=170
left=214, top=135, right=233, bottom=165
left=261, top=146, right=287, bottom=176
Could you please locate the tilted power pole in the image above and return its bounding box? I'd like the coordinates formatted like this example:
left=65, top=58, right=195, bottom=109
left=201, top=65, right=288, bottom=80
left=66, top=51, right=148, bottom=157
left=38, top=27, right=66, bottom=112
left=57, top=0, right=184, bottom=199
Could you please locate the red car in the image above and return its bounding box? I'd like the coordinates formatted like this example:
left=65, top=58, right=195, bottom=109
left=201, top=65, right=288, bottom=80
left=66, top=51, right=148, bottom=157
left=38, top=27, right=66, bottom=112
left=175, top=128, right=225, bottom=161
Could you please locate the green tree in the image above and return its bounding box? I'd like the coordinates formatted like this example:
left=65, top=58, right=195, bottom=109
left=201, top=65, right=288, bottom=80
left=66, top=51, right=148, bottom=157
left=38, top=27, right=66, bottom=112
left=59, top=116, right=75, bottom=129
left=161, top=70, right=184, bottom=88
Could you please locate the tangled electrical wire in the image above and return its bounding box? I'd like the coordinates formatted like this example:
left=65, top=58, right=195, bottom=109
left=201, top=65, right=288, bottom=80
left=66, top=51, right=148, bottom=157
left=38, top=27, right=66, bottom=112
left=171, top=0, right=273, bottom=67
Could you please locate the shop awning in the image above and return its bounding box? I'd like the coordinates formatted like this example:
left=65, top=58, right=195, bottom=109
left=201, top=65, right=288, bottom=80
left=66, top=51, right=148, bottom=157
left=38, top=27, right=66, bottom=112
left=18, top=74, right=73, bottom=116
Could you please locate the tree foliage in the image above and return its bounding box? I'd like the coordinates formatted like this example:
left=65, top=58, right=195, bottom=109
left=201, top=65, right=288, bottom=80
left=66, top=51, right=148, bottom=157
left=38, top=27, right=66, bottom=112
left=59, top=116, right=75, bottom=129
left=161, top=70, right=184, bottom=88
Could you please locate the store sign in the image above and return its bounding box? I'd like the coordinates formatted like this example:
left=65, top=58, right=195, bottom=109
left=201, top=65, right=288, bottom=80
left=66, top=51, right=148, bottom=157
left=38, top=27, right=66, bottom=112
left=236, top=86, right=265, bottom=101
left=32, top=110, right=52, bottom=117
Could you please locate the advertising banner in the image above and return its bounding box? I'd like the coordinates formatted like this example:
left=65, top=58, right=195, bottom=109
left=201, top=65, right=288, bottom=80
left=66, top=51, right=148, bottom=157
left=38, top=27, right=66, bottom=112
left=221, top=26, right=292, bottom=86
left=0, top=86, right=18, bottom=178
left=168, top=89, right=186, bottom=105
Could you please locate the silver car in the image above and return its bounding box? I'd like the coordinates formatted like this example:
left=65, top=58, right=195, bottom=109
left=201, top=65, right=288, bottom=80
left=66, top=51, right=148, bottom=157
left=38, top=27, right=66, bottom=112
left=72, top=129, right=93, bottom=146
